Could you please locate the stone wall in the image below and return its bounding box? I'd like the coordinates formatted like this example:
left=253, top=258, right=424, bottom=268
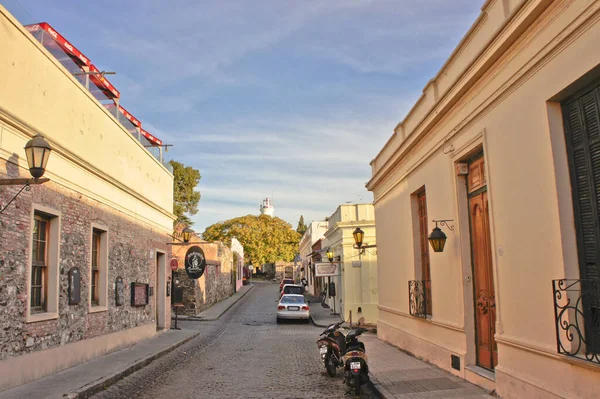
left=172, top=241, right=234, bottom=316
left=0, top=168, right=169, bottom=361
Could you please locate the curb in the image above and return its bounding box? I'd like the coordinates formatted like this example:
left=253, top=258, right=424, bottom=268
left=68, top=331, right=200, bottom=399
left=171, top=284, right=255, bottom=322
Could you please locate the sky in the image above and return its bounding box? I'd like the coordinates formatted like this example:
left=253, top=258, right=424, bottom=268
left=6, top=0, right=482, bottom=233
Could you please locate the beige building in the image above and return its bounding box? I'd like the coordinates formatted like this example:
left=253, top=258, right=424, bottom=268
left=322, top=204, right=378, bottom=324
left=0, top=6, right=174, bottom=390
left=367, top=1, right=600, bottom=398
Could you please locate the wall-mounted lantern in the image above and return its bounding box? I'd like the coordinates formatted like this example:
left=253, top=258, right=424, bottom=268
left=182, top=226, right=193, bottom=243
left=0, top=134, right=52, bottom=214
left=352, top=227, right=376, bottom=255
left=326, top=248, right=334, bottom=263
left=428, top=220, right=455, bottom=253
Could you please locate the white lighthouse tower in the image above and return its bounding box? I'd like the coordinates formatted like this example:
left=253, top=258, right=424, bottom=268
left=260, top=197, right=275, bottom=217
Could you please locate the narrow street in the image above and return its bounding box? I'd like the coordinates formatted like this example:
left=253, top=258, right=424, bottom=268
left=92, top=283, right=372, bottom=399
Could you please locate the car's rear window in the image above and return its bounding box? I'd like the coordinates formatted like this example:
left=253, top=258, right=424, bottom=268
left=281, top=296, right=304, bottom=304
left=284, top=286, right=304, bottom=295
left=283, top=279, right=294, bottom=284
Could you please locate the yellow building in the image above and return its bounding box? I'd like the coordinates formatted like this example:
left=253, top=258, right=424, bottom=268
left=0, top=6, right=174, bottom=390
left=322, top=204, right=378, bottom=325
left=367, top=1, right=600, bottom=398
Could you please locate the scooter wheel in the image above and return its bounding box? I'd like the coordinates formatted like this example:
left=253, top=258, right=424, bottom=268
left=354, top=375, right=362, bottom=396
left=325, top=354, right=337, bottom=377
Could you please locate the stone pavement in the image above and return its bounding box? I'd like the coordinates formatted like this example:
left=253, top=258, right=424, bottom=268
left=307, top=294, right=492, bottom=398
left=0, top=284, right=255, bottom=399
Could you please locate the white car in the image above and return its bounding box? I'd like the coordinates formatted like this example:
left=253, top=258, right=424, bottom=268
left=277, top=294, right=310, bottom=323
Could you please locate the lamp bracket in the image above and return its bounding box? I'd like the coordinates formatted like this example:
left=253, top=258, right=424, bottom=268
left=166, top=241, right=204, bottom=246
left=433, top=219, right=455, bottom=231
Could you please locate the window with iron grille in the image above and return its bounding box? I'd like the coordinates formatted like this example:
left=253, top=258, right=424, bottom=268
left=31, top=215, right=49, bottom=313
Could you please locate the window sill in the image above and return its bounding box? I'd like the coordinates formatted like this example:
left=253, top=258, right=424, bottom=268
left=89, top=305, right=108, bottom=314
left=27, top=312, right=59, bottom=323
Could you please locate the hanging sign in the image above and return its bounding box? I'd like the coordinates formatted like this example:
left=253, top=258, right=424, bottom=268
left=170, top=259, right=179, bottom=271
left=314, top=262, right=340, bottom=277
left=185, top=246, right=206, bottom=279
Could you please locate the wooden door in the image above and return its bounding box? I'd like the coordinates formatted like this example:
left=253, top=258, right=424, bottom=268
left=417, top=189, right=432, bottom=315
left=468, top=157, right=497, bottom=370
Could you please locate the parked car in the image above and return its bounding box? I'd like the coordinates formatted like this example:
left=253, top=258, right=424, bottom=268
left=280, top=284, right=305, bottom=299
left=277, top=294, right=310, bottom=323
left=279, top=278, right=294, bottom=291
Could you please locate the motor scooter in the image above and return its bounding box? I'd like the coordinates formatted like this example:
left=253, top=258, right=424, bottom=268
left=341, top=324, right=369, bottom=396
left=316, top=320, right=346, bottom=377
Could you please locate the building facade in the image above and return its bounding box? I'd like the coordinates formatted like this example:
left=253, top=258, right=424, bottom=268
left=322, top=204, right=378, bottom=325
left=231, top=238, right=244, bottom=291
left=367, top=1, right=600, bottom=398
left=299, top=221, right=327, bottom=295
left=0, top=6, right=174, bottom=390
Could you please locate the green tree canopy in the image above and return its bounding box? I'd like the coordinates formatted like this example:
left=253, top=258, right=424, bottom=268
left=296, top=215, right=307, bottom=235
left=170, top=160, right=201, bottom=226
left=202, top=214, right=300, bottom=265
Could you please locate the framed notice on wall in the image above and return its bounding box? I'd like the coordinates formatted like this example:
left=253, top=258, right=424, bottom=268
left=130, top=283, right=149, bottom=307
left=314, top=262, right=340, bottom=277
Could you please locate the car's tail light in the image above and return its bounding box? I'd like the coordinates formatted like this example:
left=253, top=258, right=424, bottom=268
left=277, top=306, right=285, bottom=310
left=302, top=305, right=310, bottom=310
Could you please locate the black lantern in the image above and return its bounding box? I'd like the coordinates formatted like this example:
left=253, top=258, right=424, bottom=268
left=182, top=226, right=193, bottom=244
left=353, top=227, right=364, bottom=249
left=326, top=248, right=334, bottom=263
left=428, top=226, right=447, bottom=252
left=24, top=134, right=52, bottom=179
left=428, top=220, right=454, bottom=253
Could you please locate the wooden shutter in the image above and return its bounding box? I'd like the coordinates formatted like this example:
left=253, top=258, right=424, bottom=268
left=563, top=87, right=600, bottom=283
left=417, top=189, right=432, bottom=315
left=563, top=85, right=600, bottom=352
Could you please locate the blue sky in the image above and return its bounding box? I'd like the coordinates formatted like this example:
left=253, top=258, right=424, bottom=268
left=7, top=0, right=482, bottom=233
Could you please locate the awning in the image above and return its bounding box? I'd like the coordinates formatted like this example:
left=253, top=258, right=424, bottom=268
left=141, top=129, right=163, bottom=146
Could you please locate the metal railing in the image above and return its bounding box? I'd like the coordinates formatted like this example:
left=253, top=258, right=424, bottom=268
left=552, top=279, right=600, bottom=364
left=409, top=280, right=430, bottom=318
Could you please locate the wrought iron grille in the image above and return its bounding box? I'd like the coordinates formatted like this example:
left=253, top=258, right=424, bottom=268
left=409, top=280, right=429, bottom=318
left=553, top=279, right=600, bottom=364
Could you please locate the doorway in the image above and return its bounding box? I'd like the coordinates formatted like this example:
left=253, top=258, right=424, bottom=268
left=467, top=155, right=497, bottom=370
left=156, top=251, right=166, bottom=330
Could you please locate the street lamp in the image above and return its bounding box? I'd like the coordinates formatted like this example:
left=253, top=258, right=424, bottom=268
left=326, top=248, right=334, bottom=263
left=352, top=226, right=376, bottom=254
left=182, top=226, right=193, bottom=244
left=0, top=134, right=52, bottom=214
left=24, top=134, right=52, bottom=179
left=428, top=220, right=454, bottom=253
left=353, top=227, right=364, bottom=249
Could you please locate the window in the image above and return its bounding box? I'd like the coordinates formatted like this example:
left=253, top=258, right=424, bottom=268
left=89, top=226, right=108, bottom=310
left=28, top=207, right=60, bottom=322
left=31, top=215, right=49, bottom=313
left=91, top=230, right=101, bottom=306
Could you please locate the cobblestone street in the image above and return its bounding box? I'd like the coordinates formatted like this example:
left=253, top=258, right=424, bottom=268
left=92, top=283, right=372, bottom=399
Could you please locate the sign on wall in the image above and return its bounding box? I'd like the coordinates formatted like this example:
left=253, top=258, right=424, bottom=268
left=314, top=262, right=340, bottom=277
left=131, top=283, right=149, bottom=307
left=68, top=267, right=81, bottom=305
left=185, top=246, right=206, bottom=279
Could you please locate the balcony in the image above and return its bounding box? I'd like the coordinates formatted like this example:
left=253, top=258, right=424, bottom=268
left=552, top=279, right=600, bottom=365
left=409, top=280, right=430, bottom=318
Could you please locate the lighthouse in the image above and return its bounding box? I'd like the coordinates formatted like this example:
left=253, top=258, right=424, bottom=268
left=260, top=197, right=275, bottom=217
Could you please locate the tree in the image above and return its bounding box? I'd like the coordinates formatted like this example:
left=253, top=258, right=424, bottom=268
left=296, top=215, right=307, bottom=235
left=170, top=160, right=201, bottom=226
left=202, top=214, right=300, bottom=265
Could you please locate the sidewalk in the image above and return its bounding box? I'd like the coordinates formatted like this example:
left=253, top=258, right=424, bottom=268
left=306, top=295, right=491, bottom=398
left=0, top=284, right=255, bottom=399
left=173, top=283, right=255, bottom=321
